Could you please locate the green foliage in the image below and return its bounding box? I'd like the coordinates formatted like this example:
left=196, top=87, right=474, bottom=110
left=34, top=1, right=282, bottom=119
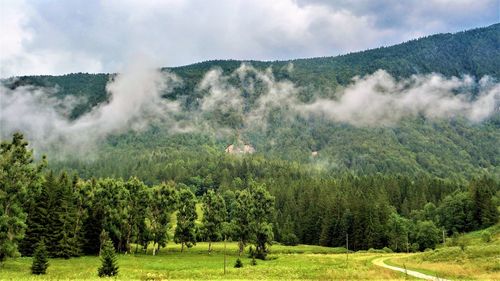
left=281, top=232, right=299, bottom=246
left=200, top=189, right=227, bottom=253
left=31, top=241, right=49, bottom=275
left=4, top=24, right=498, bottom=184
left=174, top=189, right=198, bottom=252
left=413, top=220, right=441, bottom=251
left=234, top=258, right=243, bottom=268
left=147, top=182, right=179, bottom=255
left=386, top=212, right=409, bottom=252
left=469, top=176, right=499, bottom=228
left=0, top=133, right=45, bottom=262
left=98, top=239, right=118, bottom=277
left=481, top=230, right=492, bottom=243
left=382, top=247, right=393, bottom=253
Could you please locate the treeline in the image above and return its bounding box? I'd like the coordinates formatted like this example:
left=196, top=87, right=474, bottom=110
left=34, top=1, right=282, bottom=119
left=268, top=175, right=498, bottom=251
left=1, top=133, right=498, bottom=264
left=19, top=173, right=274, bottom=259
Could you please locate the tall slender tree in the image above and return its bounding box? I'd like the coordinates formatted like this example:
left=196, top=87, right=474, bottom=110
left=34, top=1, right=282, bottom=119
left=174, top=189, right=198, bottom=252
left=0, top=133, right=45, bottom=263
left=201, top=189, right=227, bottom=253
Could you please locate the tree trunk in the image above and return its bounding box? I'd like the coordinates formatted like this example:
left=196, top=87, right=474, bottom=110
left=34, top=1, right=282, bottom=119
left=208, top=241, right=212, bottom=254
left=181, top=242, right=185, bottom=252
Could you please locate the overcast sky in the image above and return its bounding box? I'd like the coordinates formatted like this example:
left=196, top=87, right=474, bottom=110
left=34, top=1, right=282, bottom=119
left=0, top=0, right=498, bottom=77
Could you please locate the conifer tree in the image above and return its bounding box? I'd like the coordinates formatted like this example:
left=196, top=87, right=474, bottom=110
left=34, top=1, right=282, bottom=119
left=31, top=241, right=49, bottom=275
left=0, top=133, right=45, bottom=263
left=19, top=172, right=53, bottom=256
left=97, top=239, right=118, bottom=277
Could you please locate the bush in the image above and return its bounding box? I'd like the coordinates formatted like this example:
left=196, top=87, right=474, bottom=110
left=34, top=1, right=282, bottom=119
left=234, top=258, right=243, bottom=268
left=410, top=243, right=419, bottom=252
left=251, top=257, right=257, bottom=266
left=98, top=239, right=119, bottom=277
left=481, top=231, right=492, bottom=243
left=281, top=233, right=299, bottom=246
left=367, top=248, right=385, bottom=253
left=382, top=247, right=393, bottom=253
left=31, top=241, right=49, bottom=275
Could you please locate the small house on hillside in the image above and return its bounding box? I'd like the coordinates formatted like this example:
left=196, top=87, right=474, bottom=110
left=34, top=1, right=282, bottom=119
left=225, top=142, right=255, bottom=154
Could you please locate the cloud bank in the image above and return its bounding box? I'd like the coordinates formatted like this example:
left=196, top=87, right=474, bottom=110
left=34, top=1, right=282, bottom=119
left=0, top=60, right=181, bottom=156
left=299, top=70, right=500, bottom=126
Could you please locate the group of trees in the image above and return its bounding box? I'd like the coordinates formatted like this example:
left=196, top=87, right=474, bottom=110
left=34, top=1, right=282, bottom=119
left=1, top=133, right=498, bottom=267
left=0, top=133, right=277, bottom=264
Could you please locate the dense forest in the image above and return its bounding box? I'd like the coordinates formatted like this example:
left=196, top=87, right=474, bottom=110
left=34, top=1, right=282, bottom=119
left=1, top=24, right=499, bottom=264
left=1, top=133, right=498, bottom=264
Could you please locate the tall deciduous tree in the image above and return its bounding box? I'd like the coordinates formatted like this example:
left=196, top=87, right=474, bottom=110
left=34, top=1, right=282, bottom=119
left=148, top=182, right=178, bottom=255
left=386, top=211, right=409, bottom=252
left=231, top=189, right=253, bottom=256
left=249, top=183, right=275, bottom=260
left=174, top=188, right=198, bottom=252
left=201, top=189, right=227, bottom=254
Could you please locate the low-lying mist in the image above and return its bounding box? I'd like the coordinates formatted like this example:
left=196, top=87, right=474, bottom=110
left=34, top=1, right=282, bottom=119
left=1, top=61, right=499, bottom=158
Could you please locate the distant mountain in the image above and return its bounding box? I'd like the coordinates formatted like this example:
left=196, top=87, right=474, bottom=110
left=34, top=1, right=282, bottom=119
left=2, top=23, right=499, bottom=181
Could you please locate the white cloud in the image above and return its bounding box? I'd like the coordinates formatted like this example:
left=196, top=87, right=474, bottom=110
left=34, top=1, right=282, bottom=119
left=298, top=70, right=500, bottom=126
left=0, top=0, right=497, bottom=77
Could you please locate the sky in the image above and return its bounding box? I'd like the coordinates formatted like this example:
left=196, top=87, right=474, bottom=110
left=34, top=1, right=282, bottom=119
left=0, top=0, right=498, bottom=77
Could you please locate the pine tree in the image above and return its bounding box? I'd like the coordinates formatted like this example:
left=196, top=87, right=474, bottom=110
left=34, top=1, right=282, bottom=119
left=97, top=239, right=118, bottom=277
left=0, top=133, right=45, bottom=263
left=19, top=172, right=53, bottom=256
left=31, top=241, right=49, bottom=275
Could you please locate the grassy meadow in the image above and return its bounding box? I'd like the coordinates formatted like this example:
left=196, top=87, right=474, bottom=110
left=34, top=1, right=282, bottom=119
left=389, top=224, right=500, bottom=281
left=2, top=224, right=499, bottom=280
left=0, top=242, right=409, bottom=281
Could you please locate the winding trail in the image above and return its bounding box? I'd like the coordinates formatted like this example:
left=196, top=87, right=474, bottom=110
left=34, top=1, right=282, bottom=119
left=372, top=257, right=452, bottom=281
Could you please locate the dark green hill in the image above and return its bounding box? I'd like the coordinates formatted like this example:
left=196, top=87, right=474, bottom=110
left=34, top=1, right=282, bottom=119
left=2, top=23, right=499, bottom=182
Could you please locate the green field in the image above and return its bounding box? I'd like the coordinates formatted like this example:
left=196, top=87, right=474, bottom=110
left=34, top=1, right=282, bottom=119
left=389, top=224, right=500, bottom=281
left=0, top=242, right=409, bottom=280
left=3, top=237, right=499, bottom=281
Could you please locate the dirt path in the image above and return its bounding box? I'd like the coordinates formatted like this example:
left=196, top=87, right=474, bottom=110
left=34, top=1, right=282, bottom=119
left=372, top=257, right=452, bottom=281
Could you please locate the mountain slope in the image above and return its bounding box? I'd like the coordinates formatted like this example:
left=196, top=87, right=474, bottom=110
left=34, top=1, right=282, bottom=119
left=1, top=23, right=499, bottom=181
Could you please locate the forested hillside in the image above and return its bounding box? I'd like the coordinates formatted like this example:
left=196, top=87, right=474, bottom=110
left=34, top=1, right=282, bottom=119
left=4, top=24, right=498, bottom=180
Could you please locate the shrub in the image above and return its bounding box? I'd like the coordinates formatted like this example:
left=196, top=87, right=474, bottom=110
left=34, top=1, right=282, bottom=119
left=281, top=233, right=299, bottom=246
left=31, top=241, right=49, bottom=275
left=481, top=230, right=492, bottom=243
left=382, top=247, right=393, bottom=253
left=410, top=243, right=419, bottom=252
left=234, top=258, right=243, bottom=268
left=251, top=257, right=257, bottom=266
left=367, top=248, right=385, bottom=253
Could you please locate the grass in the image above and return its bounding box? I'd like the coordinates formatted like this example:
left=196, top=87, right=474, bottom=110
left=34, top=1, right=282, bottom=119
left=0, top=242, right=408, bottom=280
left=3, top=223, right=498, bottom=280
left=387, top=223, right=500, bottom=281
